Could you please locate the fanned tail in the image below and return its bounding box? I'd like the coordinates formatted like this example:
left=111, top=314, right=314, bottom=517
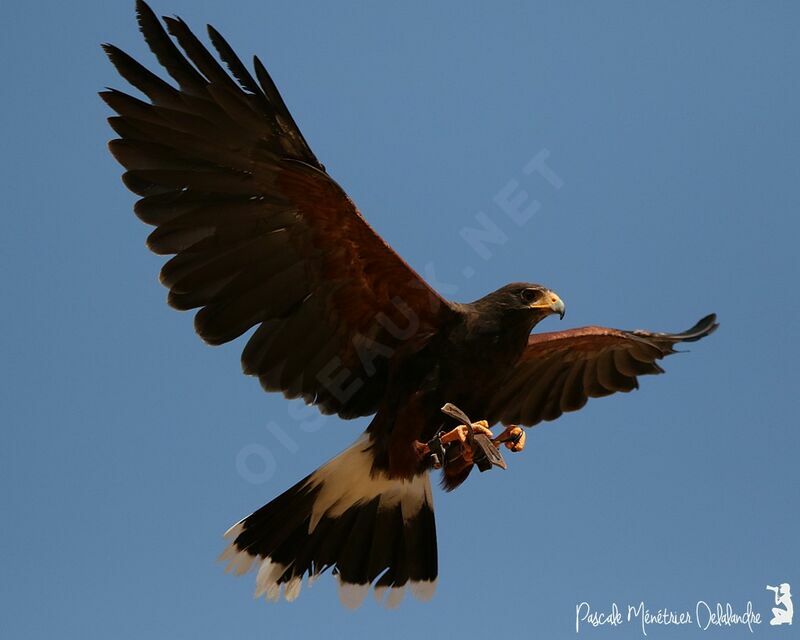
left=219, top=435, right=437, bottom=608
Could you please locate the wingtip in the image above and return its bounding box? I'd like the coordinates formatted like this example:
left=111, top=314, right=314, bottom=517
left=135, top=0, right=150, bottom=19
left=101, top=43, right=128, bottom=71
left=163, top=14, right=186, bottom=27
left=98, top=88, right=124, bottom=107
left=700, top=312, right=719, bottom=332
left=681, top=313, right=719, bottom=342
left=136, top=1, right=171, bottom=36
left=207, top=23, right=222, bottom=39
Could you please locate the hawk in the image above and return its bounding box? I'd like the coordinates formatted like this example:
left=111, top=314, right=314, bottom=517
left=102, top=1, right=717, bottom=609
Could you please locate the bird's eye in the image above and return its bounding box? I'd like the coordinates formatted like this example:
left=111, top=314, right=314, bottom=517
left=521, top=288, right=540, bottom=304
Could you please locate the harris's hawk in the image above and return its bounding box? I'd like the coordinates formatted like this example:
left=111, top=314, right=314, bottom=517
left=103, top=1, right=718, bottom=608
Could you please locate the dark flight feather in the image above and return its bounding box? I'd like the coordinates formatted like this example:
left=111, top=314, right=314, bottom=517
left=135, top=0, right=208, bottom=95
left=488, top=314, right=719, bottom=427
left=103, top=1, right=453, bottom=418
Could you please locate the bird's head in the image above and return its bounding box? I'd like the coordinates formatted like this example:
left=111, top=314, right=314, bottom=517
left=472, top=282, right=565, bottom=327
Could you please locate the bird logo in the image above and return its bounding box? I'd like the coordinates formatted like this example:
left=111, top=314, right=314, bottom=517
left=766, top=583, right=793, bottom=626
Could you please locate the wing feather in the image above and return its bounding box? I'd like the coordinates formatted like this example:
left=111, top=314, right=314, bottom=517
left=103, top=1, right=453, bottom=419
left=488, top=314, right=718, bottom=426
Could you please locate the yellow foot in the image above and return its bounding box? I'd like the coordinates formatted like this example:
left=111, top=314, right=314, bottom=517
left=439, top=420, right=494, bottom=464
left=492, top=425, right=526, bottom=452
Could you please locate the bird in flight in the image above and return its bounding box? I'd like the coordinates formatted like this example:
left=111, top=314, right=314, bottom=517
left=103, top=1, right=717, bottom=609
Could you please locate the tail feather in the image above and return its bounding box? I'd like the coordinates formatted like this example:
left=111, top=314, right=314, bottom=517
left=220, top=435, right=437, bottom=607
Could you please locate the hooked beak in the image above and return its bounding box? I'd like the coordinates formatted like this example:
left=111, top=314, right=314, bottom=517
left=530, top=291, right=565, bottom=319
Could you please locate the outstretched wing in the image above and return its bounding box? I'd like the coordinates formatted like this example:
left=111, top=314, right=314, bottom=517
left=487, top=314, right=718, bottom=426
left=103, top=1, right=453, bottom=418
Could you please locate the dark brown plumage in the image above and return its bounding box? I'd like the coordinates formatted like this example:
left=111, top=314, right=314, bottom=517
left=103, top=2, right=717, bottom=607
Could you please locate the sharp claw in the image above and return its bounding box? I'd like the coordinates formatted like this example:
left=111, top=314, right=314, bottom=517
left=435, top=416, right=524, bottom=473
left=494, top=426, right=526, bottom=453
left=439, top=424, right=474, bottom=463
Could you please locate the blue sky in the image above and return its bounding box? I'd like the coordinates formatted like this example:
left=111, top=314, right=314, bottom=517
left=2, top=1, right=798, bottom=638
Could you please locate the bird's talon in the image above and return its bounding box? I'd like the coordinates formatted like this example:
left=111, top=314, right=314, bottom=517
left=435, top=414, right=521, bottom=472
left=471, top=421, right=494, bottom=438
left=439, top=424, right=470, bottom=446
left=494, top=425, right=526, bottom=453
